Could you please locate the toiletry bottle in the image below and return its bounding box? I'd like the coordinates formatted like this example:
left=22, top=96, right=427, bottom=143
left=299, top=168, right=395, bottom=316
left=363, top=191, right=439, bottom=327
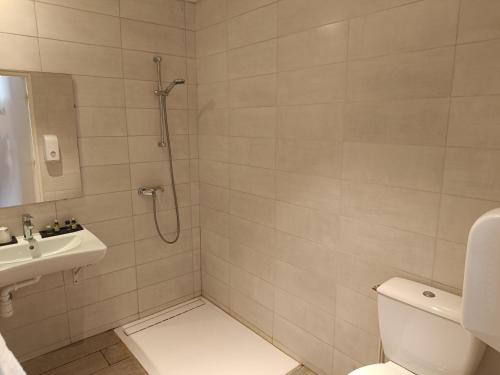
left=53, top=219, right=60, bottom=232
left=71, top=218, right=78, bottom=230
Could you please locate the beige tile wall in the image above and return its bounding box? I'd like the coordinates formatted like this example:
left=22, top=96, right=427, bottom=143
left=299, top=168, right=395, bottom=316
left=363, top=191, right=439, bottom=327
left=0, top=0, right=199, bottom=361
left=195, top=0, right=500, bottom=374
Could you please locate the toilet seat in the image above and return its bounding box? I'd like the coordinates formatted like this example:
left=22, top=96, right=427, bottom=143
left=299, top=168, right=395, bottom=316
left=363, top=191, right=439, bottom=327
left=349, top=362, right=414, bottom=375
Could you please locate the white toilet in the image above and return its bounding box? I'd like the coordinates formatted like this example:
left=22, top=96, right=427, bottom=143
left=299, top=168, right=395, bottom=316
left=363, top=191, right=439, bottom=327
left=349, top=277, right=486, bottom=375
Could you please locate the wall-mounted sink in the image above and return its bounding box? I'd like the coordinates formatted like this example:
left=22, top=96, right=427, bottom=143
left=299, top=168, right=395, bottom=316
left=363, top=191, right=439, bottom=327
left=0, top=228, right=107, bottom=288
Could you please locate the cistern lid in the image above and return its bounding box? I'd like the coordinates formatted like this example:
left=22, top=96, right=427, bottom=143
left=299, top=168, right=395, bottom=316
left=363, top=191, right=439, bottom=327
left=377, top=277, right=461, bottom=323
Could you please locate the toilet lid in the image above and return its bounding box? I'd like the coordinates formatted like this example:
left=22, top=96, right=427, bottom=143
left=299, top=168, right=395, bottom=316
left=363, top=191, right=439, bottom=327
left=349, top=362, right=414, bottom=375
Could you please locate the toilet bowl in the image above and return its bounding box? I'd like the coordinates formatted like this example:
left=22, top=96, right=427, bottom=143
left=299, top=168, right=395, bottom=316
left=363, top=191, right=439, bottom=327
left=348, top=278, right=485, bottom=375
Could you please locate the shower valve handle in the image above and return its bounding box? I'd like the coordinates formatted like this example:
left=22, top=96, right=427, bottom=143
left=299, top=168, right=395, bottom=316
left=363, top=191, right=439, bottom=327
left=138, top=186, right=164, bottom=196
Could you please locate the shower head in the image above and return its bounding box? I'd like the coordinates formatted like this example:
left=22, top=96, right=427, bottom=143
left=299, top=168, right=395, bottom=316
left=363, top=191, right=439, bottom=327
left=153, top=56, right=162, bottom=63
left=163, top=79, right=185, bottom=95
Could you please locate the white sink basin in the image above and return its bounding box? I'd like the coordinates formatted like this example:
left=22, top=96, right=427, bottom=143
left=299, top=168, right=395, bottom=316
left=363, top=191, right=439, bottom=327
left=0, top=228, right=106, bottom=287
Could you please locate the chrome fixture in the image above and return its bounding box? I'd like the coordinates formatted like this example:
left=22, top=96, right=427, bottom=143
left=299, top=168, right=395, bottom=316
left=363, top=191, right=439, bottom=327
left=140, top=56, right=183, bottom=244
left=22, top=213, right=41, bottom=258
left=22, top=214, right=34, bottom=240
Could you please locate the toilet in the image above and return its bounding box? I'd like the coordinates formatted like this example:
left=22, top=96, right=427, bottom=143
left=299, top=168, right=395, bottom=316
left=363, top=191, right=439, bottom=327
left=349, top=277, right=486, bottom=375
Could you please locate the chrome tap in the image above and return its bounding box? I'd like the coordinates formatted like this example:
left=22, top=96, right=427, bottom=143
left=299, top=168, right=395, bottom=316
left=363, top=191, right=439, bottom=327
left=22, top=214, right=34, bottom=240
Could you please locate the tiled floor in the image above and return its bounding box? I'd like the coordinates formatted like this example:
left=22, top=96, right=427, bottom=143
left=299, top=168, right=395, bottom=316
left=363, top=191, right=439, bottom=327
left=21, top=331, right=146, bottom=375
left=21, top=330, right=316, bottom=375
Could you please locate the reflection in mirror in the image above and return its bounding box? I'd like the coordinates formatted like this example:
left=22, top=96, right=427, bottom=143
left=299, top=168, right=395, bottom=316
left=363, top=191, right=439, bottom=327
left=0, top=71, right=81, bottom=209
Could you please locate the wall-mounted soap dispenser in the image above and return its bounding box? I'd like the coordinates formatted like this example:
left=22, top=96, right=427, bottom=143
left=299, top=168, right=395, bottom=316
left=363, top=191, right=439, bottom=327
left=462, top=208, right=500, bottom=352
left=43, top=134, right=60, bottom=161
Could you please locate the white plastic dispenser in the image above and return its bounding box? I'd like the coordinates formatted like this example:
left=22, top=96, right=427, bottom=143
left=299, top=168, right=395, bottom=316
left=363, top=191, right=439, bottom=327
left=43, top=134, right=60, bottom=161
left=462, top=208, right=500, bottom=352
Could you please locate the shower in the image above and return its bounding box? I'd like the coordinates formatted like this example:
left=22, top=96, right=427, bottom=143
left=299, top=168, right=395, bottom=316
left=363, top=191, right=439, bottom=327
left=138, top=56, right=185, bottom=244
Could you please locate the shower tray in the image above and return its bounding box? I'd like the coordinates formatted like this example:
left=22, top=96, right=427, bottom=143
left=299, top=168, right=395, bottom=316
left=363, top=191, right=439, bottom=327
left=115, top=297, right=299, bottom=375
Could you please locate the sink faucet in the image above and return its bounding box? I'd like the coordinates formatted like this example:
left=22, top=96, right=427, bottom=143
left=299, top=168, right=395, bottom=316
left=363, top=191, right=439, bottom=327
left=22, top=214, right=34, bottom=240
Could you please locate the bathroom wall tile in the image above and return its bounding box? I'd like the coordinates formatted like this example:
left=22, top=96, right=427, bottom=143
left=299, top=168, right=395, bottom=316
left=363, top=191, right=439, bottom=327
left=230, top=289, right=274, bottom=337
left=336, top=285, right=378, bottom=336
left=200, top=183, right=230, bottom=212
left=275, top=288, right=335, bottom=345
left=229, top=242, right=274, bottom=283
left=40, top=0, right=120, bottom=16
left=121, top=19, right=186, bottom=56
left=0, top=33, right=41, bottom=71
left=81, top=243, right=136, bottom=280
left=198, top=135, right=229, bottom=161
left=229, top=190, right=275, bottom=227
left=437, top=194, right=499, bottom=244
left=277, top=0, right=343, bottom=36
left=202, top=228, right=229, bottom=259
left=453, top=39, right=500, bottom=96
left=347, top=47, right=455, bottom=100
left=342, top=142, right=445, bottom=192
left=230, top=265, right=274, bottom=309
left=199, top=160, right=229, bottom=187
left=229, top=107, right=276, bottom=138
left=196, top=22, right=227, bottom=57
left=200, top=206, right=229, bottom=237
left=334, top=318, right=379, bottom=365
left=342, top=181, right=440, bottom=236
left=122, top=50, right=187, bottom=82
left=228, top=0, right=275, bottom=18
left=73, top=77, right=124, bottom=108
left=229, top=216, right=276, bottom=257
left=197, top=82, right=229, bottom=109
left=348, top=0, right=459, bottom=59
left=230, top=164, right=275, bottom=198
left=65, top=267, right=137, bottom=309
left=277, top=103, right=343, bottom=142
left=278, top=64, right=346, bottom=105
left=55, top=191, right=132, bottom=224
left=228, top=4, right=277, bottom=49
left=278, top=22, right=348, bottom=72
left=344, top=98, right=449, bottom=146
left=202, top=272, right=230, bottom=309
left=3, top=314, right=70, bottom=361
left=84, top=218, right=134, bottom=247
left=276, top=202, right=339, bottom=248
left=444, top=148, right=500, bottom=201
left=333, top=350, right=362, bottom=375
left=274, top=315, right=334, bottom=375
left=448, top=96, right=500, bottom=149
left=138, top=272, right=194, bottom=312
left=81, top=164, right=131, bottom=195
left=198, top=108, right=229, bottom=135
left=36, top=3, right=121, bottom=47
left=0, top=0, right=37, bottom=36
left=136, top=229, right=193, bottom=264
left=276, top=139, right=342, bottom=178
left=197, top=52, right=227, bottom=84
left=276, top=172, right=341, bottom=213
left=78, top=137, right=129, bottom=166
left=229, top=137, right=275, bottom=169
left=195, top=0, right=226, bottom=30
left=120, top=0, right=185, bottom=28
left=433, top=240, right=466, bottom=290
left=458, top=0, right=500, bottom=43
left=0, top=287, right=67, bottom=332
left=68, top=292, right=138, bottom=338
left=340, top=217, right=435, bottom=278
left=202, top=249, right=230, bottom=283
left=274, top=260, right=336, bottom=314
left=229, top=74, right=277, bottom=108
left=39, top=39, right=123, bottom=78
left=228, top=40, right=277, bottom=79
left=137, top=252, right=193, bottom=287
left=77, top=107, right=127, bottom=137
left=133, top=207, right=192, bottom=240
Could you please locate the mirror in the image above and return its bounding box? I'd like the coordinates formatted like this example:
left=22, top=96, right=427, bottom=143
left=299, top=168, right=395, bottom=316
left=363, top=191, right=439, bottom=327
left=0, top=71, right=81, bottom=208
